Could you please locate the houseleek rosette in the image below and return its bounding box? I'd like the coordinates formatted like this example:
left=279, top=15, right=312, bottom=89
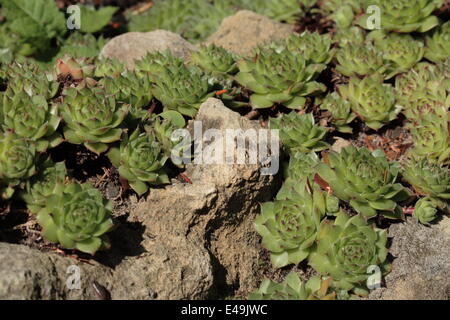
left=285, top=151, right=320, bottom=182
left=357, top=0, right=443, bottom=33
left=319, top=92, right=356, bottom=134
left=335, top=43, right=385, bottom=78
left=425, top=21, right=450, bottom=63
left=254, top=179, right=328, bottom=268
left=317, top=146, right=411, bottom=219
left=190, top=44, right=237, bottom=75
left=36, top=182, right=114, bottom=255
left=309, top=211, right=389, bottom=296
left=270, top=112, right=329, bottom=154
left=284, top=31, right=335, bottom=64
left=21, top=160, right=67, bottom=214
left=108, top=128, right=169, bottom=196
left=338, top=74, right=402, bottom=131
left=249, top=272, right=336, bottom=300
left=235, top=47, right=326, bottom=110
left=61, top=82, right=128, bottom=154
left=413, top=197, right=439, bottom=225
left=94, top=58, right=125, bottom=78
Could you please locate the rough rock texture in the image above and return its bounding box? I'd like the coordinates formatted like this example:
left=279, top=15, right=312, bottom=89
left=0, top=243, right=113, bottom=299
left=369, top=216, right=450, bottom=300
left=205, top=10, right=294, bottom=56
left=100, top=30, right=197, bottom=69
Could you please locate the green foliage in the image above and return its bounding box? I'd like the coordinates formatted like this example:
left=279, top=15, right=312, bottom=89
left=285, top=151, right=320, bottom=181
left=317, top=146, right=411, bottom=219
left=235, top=47, right=326, bottom=110
left=425, top=21, right=450, bottom=63
left=95, top=58, right=126, bottom=78
left=237, top=0, right=311, bottom=24
left=320, top=0, right=362, bottom=29
left=190, top=44, right=238, bottom=75
left=57, top=33, right=108, bottom=60
left=107, top=128, right=169, bottom=196
left=319, top=92, right=356, bottom=134
left=249, top=272, right=336, bottom=300
left=309, top=211, right=389, bottom=296
left=335, top=42, right=385, bottom=78
left=413, top=197, right=439, bottom=225
left=338, top=74, right=402, bottom=131
left=270, top=112, right=329, bottom=154
left=36, top=182, right=114, bottom=255
left=79, top=5, right=118, bottom=34
left=61, top=81, right=128, bottom=154
left=284, top=31, right=336, bottom=65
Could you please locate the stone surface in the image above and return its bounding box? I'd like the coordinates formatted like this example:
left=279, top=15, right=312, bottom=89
left=369, top=216, right=450, bottom=300
left=205, top=10, right=294, bottom=57
left=100, top=30, right=197, bottom=69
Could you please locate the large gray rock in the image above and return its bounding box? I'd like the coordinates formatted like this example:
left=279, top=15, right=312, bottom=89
left=369, top=216, right=450, bottom=300
left=100, top=30, right=197, bottom=69
left=205, top=10, right=294, bottom=57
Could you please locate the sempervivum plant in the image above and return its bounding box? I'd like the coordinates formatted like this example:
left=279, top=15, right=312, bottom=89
left=190, top=44, right=238, bottom=75
left=56, top=56, right=95, bottom=81
left=94, top=58, right=125, bottom=78
left=270, top=112, right=329, bottom=155
left=21, top=160, right=67, bottom=214
left=320, top=0, right=362, bottom=29
left=425, top=21, right=450, bottom=63
left=319, top=92, right=356, bottom=134
left=36, top=182, right=114, bottom=255
left=335, top=42, right=386, bottom=78
left=357, top=0, right=443, bottom=33
left=0, top=91, right=62, bottom=152
left=249, top=272, right=336, bottom=300
left=240, top=0, right=310, bottom=24
left=413, top=197, right=439, bottom=225
left=135, top=51, right=185, bottom=78
left=408, top=112, right=450, bottom=165
left=284, top=31, right=336, bottom=65
left=152, top=64, right=214, bottom=117
left=254, top=179, right=329, bottom=268
left=107, top=128, right=169, bottom=196
left=370, top=32, right=425, bottom=79
left=235, top=47, right=326, bottom=110
left=317, top=146, right=411, bottom=219
left=338, top=74, right=402, bottom=131
left=285, top=151, right=321, bottom=181
left=61, top=81, right=128, bottom=154
left=309, top=211, right=389, bottom=296
left=0, top=131, right=37, bottom=199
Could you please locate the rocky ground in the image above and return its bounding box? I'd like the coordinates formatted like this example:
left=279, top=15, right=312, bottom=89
left=0, top=10, right=449, bottom=300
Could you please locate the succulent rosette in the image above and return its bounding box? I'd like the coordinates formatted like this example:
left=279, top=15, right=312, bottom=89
left=317, top=146, right=411, bottom=219
left=108, top=128, right=169, bottom=196
left=254, top=179, right=329, bottom=268
left=285, top=151, right=321, bottom=181
left=61, top=82, right=128, bottom=154
left=309, top=211, right=389, bottom=296
left=249, top=272, right=336, bottom=300
left=320, top=0, right=362, bottom=29
left=319, top=92, right=356, bottom=134
left=270, top=112, right=329, bottom=154
left=55, top=55, right=95, bottom=81
left=338, top=74, right=402, bottom=131
left=413, top=197, right=439, bottom=225
left=235, top=47, right=326, bottom=110
left=135, top=51, right=185, bottom=78
left=0, top=131, right=37, bottom=199
left=284, top=31, right=336, bottom=65
left=357, top=0, right=443, bottom=33
left=335, top=43, right=385, bottom=78
left=190, top=44, right=238, bottom=75
left=94, top=58, right=125, bottom=78
left=425, top=21, right=450, bottom=63
left=21, top=160, right=67, bottom=214
left=36, top=182, right=114, bottom=255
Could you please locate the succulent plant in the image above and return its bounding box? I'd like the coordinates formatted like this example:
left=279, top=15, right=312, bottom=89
left=320, top=0, right=362, bottom=29
left=284, top=31, right=336, bottom=65
left=36, top=182, right=114, bottom=255
left=239, top=0, right=309, bottom=24
left=335, top=43, right=386, bottom=78
left=94, top=58, right=125, bottom=78
left=135, top=51, right=186, bottom=78
left=254, top=179, right=329, bottom=268
left=334, top=26, right=366, bottom=47
left=319, top=92, right=356, bottom=134
left=309, top=211, right=389, bottom=296
left=317, top=146, right=411, bottom=219
left=370, top=32, right=425, bottom=79
left=338, top=74, right=402, bottom=131
left=0, top=91, right=62, bottom=151
left=0, top=131, right=37, bottom=199
left=190, top=44, right=238, bottom=75
left=236, top=47, right=326, bottom=109
left=285, top=151, right=321, bottom=181
left=21, top=159, right=67, bottom=214
left=425, top=21, right=450, bottom=63
left=270, top=112, right=329, bottom=155
left=152, top=64, right=214, bottom=117
left=56, top=55, right=95, bottom=81
left=357, top=0, right=443, bottom=33
left=107, top=128, right=169, bottom=195
left=413, top=197, right=439, bottom=225
left=249, top=272, right=336, bottom=300
left=56, top=32, right=108, bottom=60
left=61, top=81, right=128, bottom=154
left=408, top=112, right=450, bottom=165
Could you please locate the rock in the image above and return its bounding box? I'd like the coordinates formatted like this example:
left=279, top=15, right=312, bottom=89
left=369, top=217, right=450, bottom=300
left=205, top=10, right=294, bottom=57
left=100, top=30, right=197, bottom=69
left=0, top=243, right=113, bottom=300
left=129, top=98, right=281, bottom=298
